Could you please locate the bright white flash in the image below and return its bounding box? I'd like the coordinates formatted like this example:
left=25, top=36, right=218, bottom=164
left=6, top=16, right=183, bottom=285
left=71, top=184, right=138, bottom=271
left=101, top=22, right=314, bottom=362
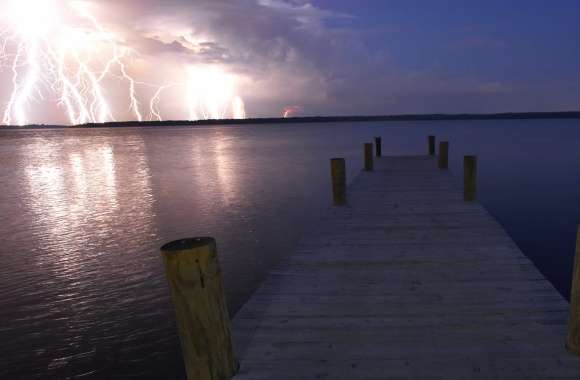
left=0, top=0, right=246, bottom=126
left=187, top=66, right=246, bottom=120
left=6, top=0, right=61, bottom=36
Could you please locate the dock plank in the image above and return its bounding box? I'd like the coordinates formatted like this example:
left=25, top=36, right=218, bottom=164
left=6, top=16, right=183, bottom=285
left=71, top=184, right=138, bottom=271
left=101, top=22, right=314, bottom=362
left=232, top=155, right=580, bottom=379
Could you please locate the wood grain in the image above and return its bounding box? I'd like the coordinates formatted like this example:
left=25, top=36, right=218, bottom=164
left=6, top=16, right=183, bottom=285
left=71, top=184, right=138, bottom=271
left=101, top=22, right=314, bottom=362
left=364, top=143, right=373, bottom=171
left=438, top=141, right=449, bottom=169
left=232, top=155, right=580, bottom=379
left=464, top=155, right=477, bottom=202
left=330, top=158, right=346, bottom=206
left=567, top=226, right=580, bottom=355
left=162, top=237, right=237, bottom=380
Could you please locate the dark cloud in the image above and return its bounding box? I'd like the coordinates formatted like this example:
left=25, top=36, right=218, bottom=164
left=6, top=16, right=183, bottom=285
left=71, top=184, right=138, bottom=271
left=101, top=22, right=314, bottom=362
left=91, top=0, right=361, bottom=116
left=4, top=0, right=578, bottom=123
left=99, top=0, right=552, bottom=117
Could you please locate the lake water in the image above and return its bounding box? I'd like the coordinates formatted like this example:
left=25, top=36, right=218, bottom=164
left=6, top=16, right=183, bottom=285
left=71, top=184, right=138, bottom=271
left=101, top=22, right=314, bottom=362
left=1, top=119, right=580, bottom=378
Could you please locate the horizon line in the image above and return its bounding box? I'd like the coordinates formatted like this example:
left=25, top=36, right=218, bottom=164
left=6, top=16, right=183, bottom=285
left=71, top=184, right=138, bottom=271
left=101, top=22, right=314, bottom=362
left=2, top=110, right=580, bottom=129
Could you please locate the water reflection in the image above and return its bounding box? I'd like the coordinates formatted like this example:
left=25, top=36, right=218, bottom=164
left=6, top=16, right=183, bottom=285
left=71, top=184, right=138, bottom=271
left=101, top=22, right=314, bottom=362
left=3, top=133, right=161, bottom=378
left=212, top=131, right=237, bottom=206
left=23, top=144, right=123, bottom=255
left=21, top=139, right=155, bottom=266
left=3, top=120, right=580, bottom=379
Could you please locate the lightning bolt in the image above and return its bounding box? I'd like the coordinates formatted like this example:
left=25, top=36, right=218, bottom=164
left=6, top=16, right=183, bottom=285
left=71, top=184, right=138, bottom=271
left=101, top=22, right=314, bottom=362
left=0, top=0, right=247, bottom=126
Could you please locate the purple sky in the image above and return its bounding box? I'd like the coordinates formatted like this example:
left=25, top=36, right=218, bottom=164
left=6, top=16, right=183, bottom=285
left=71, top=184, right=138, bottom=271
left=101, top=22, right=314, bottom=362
left=1, top=0, right=579, bottom=124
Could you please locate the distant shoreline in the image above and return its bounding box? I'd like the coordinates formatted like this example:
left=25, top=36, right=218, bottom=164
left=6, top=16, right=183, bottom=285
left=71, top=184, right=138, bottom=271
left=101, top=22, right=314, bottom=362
left=2, top=111, right=580, bottom=129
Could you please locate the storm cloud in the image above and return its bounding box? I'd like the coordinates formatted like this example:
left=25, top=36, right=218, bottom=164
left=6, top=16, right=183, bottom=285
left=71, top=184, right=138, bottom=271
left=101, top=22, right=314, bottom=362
left=2, top=0, right=579, bottom=124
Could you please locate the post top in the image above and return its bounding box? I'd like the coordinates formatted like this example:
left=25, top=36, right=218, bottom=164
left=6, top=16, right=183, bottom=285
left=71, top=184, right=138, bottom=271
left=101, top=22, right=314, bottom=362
left=161, top=237, right=215, bottom=252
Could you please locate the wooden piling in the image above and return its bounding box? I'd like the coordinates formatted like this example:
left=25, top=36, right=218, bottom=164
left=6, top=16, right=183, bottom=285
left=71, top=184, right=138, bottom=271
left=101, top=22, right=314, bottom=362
left=330, top=158, right=346, bottom=206
left=375, top=137, right=382, bottom=157
left=567, top=226, right=580, bottom=355
left=464, top=155, right=477, bottom=202
left=428, top=135, right=436, bottom=156
left=364, top=143, right=374, bottom=171
left=161, top=237, right=237, bottom=380
left=438, top=141, right=449, bottom=169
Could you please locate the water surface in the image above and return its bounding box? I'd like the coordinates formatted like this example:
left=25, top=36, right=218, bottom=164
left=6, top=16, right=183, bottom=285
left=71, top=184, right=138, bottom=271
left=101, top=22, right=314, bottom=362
left=1, top=120, right=580, bottom=378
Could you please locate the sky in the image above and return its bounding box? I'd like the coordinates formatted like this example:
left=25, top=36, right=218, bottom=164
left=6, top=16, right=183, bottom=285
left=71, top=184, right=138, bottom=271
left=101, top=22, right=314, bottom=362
left=1, top=0, right=579, bottom=125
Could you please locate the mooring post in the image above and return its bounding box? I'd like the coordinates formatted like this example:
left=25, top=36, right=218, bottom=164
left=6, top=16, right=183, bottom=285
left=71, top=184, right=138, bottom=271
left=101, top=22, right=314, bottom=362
left=438, top=141, right=449, bottom=169
left=567, top=226, right=580, bottom=355
left=375, top=137, right=382, bottom=158
left=330, top=158, right=346, bottom=206
left=364, top=143, right=374, bottom=171
left=161, top=237, right=237, bottom=380
left=464, top=155, right=477, bottom=201
left=428, top=135, right=436, bottom=156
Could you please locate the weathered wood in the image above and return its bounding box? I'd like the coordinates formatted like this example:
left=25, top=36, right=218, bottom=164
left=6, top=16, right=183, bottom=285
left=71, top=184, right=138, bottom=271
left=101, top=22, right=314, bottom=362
left=567, top=226, right=580, bottom=355
left=464, top=155, right=477, bottom=201
left=374, top=137, right=382, bottom=157
left=428, top=135, right=436, bottom=155
left=330, top=158, right=346, bottom=206
left=232, top=156, right=580, bottom=379
left=364, top=143, right=373, bottom=171
left=438, top=141, right=449, bottom=169
left=162, top=237, right=237, bottom=380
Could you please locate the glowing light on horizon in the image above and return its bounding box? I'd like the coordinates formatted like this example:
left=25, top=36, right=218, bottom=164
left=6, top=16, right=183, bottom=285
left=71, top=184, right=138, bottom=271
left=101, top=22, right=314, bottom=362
left=187, top=66, right=246, bottom=120
left=232, top=96, right=246, bottom=120
left=0, top=0, right=246, bottom=126
left=282, top=105, right=303, bottom=118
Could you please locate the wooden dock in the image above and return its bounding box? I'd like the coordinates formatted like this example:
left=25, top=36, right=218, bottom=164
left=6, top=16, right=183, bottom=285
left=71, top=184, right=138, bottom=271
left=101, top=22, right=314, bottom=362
left=230, top=155, right=580, bottom=379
